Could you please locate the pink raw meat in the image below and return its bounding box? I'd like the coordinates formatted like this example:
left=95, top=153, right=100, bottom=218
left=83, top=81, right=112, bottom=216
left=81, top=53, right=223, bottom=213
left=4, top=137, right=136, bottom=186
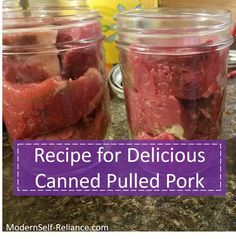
left=3, top=30, right=58, bottom=46
left=3, top=54, right=60, bottom=83
left=124, top=87, right=189, bottom=137
left=58, top=22, right=101, bottom=79
left=3, top=30, right=60, bottom=83
left=33, top=125, right=80, bottom=140
left=231, top=23, right=236, bottom=36
left=3, top=68, right=103, bottom=139
left=121, top=47, right=228, bottom=140
left=123, top=45, right=228, bottom=140
left=33, top=106, right=108, bottom=140
left=60, top=45, right=100, bottom=79
left=129, top=48, right=228, bottom=100
left=57, top=22, right=101, bottom=43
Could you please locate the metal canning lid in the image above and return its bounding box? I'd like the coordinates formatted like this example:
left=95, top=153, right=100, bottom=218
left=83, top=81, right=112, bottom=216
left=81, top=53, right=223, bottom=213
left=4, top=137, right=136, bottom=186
left=108, top=64, right=124, bottom=99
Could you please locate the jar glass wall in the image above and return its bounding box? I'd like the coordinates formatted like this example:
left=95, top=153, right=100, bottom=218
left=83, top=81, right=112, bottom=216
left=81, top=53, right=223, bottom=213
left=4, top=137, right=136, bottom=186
left=117, top=8, right=234, bottom=140
left=3, top=8, right=112, bottom=140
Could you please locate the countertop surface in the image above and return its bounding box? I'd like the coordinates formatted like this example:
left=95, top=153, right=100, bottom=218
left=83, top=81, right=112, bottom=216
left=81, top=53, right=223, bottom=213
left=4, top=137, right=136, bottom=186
left=3, top=80, right=236, bottom=231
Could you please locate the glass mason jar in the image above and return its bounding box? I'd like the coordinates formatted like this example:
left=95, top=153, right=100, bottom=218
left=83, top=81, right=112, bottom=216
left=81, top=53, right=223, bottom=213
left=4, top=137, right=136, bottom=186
left=117, top=8, right=234, bottom=140
left=3, top=8, right=112, bottom=140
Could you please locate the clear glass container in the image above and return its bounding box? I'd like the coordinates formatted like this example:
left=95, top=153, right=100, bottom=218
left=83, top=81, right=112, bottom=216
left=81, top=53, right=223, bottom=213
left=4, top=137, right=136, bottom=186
left=117, top=8, right=234, bottom=140
left=3, top=8, right=112, bottom=140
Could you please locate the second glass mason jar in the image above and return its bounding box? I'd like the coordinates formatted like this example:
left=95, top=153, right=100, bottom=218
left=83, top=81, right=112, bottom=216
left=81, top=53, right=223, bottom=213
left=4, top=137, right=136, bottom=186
left=3, top=7, right=112, bottom=140
left=117, top=8, right=234, bottom=140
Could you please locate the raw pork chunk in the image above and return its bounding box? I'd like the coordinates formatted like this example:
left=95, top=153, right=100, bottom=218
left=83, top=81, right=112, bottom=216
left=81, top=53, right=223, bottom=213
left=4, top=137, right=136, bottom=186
left=3, top=30, right=60, bottom=83
left=129, top=49, right=228, bottom=100
left=123, top=47, right=228, bottom=139
left=58, top=22, right=102, bottom=79
left=3, top=68, right=103, bottom=139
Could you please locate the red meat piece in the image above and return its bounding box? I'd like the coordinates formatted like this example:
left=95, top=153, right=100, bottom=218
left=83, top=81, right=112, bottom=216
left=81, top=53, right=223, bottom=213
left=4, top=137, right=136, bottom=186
left=33, top=106, right=108, bottom=140
left=57, top=22, right=101, bottom=43
left=3, top=30, right=60, bottom=83
left=140, top=95, right=188, bottom=130
left=231, top=23, right=236, bottom=36
left=3, top=30, right=58, bottom=46
left=57, top=22, right=101, bottom=79
left=124, top=45, right=228, bottom=140
left=3, top=68, right=103, bottom=139
left=60, top=45, right=100, bottom=79
left=129, top=48, right=228, bottom=100
left=77, top=106, right=108, bottom=140
left=123, top=87, right=140, bottom=135
left=130, top=54, right=171, bottom=100
left=3, top=54, right=60, bottom=83
left=124, top=88, right=189, bottom=137
left=33, top=125, right=80, bottom=140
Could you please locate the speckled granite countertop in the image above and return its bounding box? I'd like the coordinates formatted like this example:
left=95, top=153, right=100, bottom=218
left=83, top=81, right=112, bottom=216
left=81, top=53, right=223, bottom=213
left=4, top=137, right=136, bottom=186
left=3, top=80, right=236, bottom=231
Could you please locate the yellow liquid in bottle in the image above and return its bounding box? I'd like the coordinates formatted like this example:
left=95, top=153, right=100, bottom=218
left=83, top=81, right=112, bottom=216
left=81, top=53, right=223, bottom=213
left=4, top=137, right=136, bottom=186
left=88, top=0, right=159, bottom=64
left=87, top=0, right=141, bottom=64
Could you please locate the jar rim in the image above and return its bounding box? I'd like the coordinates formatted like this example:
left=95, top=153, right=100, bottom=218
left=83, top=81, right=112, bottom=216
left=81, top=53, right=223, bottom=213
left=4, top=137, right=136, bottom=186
left=3, top=7, right=101, bottom=34
left=117, top=8, right=232, bottom=20
left=116, top=8, right=233, bottom=49
left=116, top=8, right=232, bottom=32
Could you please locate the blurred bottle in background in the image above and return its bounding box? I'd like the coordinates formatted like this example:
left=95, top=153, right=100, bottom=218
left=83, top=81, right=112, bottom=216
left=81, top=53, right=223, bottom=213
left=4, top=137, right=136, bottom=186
left=87, top=0, right=141, bottom=66
left=28, top=0, right=87, bottom=8
left=140, top=0, right=159, bottom=8
left=87, top=0, right=159, bottom=70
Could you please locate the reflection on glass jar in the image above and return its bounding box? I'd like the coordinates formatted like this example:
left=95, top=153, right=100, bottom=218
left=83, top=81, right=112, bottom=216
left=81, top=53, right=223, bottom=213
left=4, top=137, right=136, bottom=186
left=117, top=8, right=234, bottom=140
left=3, top=8, right=112, bottom=140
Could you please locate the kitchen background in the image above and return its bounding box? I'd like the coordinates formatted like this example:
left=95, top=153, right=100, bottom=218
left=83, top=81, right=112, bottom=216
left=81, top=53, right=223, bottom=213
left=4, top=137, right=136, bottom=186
left=3, top=0, right=236, bottom=231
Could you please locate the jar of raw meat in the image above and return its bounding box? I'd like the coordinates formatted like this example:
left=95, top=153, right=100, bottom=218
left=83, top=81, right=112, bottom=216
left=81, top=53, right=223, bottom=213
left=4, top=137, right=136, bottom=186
left=117, top=8, right=233, bottom=140
left=3, top=8, right=112, bottom=140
